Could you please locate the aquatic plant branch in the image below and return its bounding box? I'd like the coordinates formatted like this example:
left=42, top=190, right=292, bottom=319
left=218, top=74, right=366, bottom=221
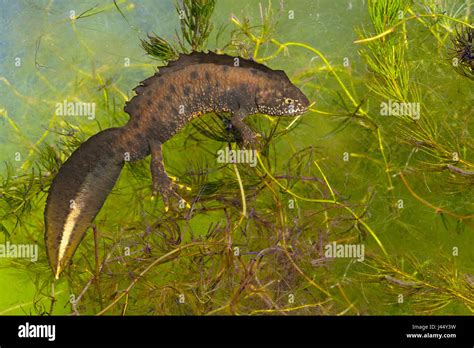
left=312, top=160, right=336, bottom=202
left=377, top=128, right=394, bottom=192
left=232, top=144, right=247, bottom=225
left=249, top=300, right=331, bottom=315
left=258, top=40, right=360, bottom=110
left=398, top=171, right=474, bottom=221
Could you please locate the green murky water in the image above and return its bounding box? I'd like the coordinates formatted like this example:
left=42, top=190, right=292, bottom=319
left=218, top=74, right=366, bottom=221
left=0, top=0, right=473, bottom=315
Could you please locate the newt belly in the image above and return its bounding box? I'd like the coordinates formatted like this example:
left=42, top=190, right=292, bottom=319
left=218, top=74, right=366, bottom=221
left=45, top=51, right=310, bottom=278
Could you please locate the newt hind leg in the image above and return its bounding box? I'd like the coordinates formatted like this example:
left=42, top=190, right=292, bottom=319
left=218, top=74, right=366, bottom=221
left=149, top=140, right=191, bottom=211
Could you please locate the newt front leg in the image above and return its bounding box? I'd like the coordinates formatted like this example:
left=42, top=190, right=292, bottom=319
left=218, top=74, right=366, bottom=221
left=230, top=109, right=261, bottom=150
left=149, top=140, right=190, bottom=210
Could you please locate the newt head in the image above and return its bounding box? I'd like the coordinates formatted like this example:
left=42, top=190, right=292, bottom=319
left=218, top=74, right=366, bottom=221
left=255, top=72, right=310, bottom=117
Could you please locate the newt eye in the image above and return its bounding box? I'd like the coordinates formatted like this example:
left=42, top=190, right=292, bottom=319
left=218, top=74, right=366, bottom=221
left=284, top=98, right=295, bottom=105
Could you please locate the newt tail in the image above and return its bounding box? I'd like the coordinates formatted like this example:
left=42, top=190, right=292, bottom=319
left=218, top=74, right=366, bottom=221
left=45, top=51, right=310, bottom=278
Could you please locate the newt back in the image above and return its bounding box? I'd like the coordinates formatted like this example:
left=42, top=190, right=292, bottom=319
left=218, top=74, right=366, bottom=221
left=123, top=51, right=309, bottom=144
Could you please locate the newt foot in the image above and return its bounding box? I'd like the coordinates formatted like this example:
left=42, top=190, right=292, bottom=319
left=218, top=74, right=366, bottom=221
left=152, top=178, right=191, bottom=211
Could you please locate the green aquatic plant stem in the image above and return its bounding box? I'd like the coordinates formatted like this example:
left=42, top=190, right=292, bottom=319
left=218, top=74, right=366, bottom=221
left=399, top=171, right=474, bottom=222
left=256, top=154, right=389, bottom=258
left=230, top=2, right=275, bottom=61
left=258, top=40, right=360, bottom=110
left=405, top=8, right=445, bottom=46
left=313, top=160, right=336, bottom=202
left=232, top=143, right=248, bottom=233
left=249, top=300, right=332, bottom=314
left=233, top=160, right=246, bottom=218
left=377, top=128, right=394, bottom=191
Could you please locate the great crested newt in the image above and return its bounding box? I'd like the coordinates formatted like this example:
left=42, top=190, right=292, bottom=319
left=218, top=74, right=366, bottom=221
left=45, top=51, right=310, bottom=279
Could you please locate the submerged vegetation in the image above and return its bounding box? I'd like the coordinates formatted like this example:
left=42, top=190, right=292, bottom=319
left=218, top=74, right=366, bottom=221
left=451, top=24, right=474, bottom=79
left=141, top=0, right=216, bottom=59
left=0, top=0, right=472, bottom=315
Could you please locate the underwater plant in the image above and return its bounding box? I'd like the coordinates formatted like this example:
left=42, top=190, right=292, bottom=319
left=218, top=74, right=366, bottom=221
left=451, top=25, right=474, bottom=79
